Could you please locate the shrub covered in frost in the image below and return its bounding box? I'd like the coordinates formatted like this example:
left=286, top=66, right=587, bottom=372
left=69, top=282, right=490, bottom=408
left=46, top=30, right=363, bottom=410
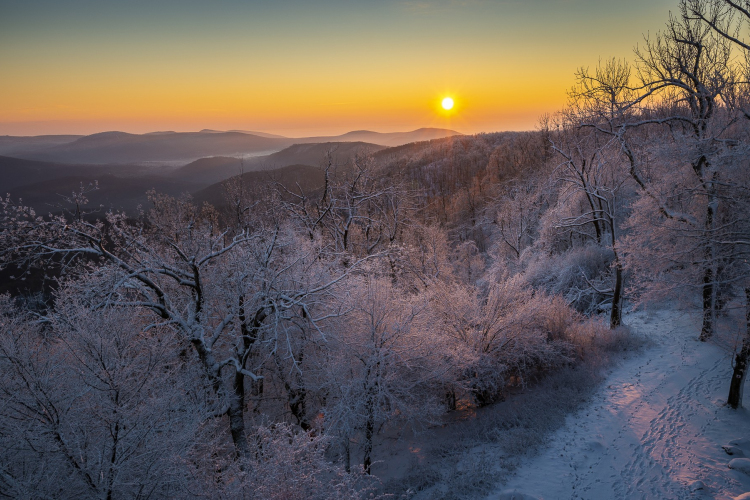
left=521, top=244, right=615, bottom=315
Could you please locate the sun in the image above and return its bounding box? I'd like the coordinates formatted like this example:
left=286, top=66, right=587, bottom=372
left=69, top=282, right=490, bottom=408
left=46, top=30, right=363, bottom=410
left=441, top=97, right=454, bottom=110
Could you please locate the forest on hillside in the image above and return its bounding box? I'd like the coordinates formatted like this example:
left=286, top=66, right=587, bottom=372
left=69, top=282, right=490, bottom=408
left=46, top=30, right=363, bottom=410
left=2, top=1, right=750, bottom=498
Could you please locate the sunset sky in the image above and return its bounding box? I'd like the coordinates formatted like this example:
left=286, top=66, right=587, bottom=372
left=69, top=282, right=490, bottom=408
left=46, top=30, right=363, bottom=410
left=1, top=0, right=674, bottom=137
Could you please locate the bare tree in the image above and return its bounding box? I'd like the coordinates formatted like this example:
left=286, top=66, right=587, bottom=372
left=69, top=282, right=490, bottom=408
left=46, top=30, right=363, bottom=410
left=490, top=180, right=543, bottom=263
left=548, top=108, right=632, bottom=328
left=575, top=9, right=742, bottom=339
left=683, top=0, right=750, bottom=51
left=279, top=151, right=411, bottom=257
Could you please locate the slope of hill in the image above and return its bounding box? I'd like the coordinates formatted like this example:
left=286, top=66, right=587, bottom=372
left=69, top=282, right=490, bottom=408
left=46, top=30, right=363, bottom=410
left=0, top=135, right=83, bottom=157
left=250, top=141, right=387, bottom=170
left=153, top=141, right=384, bottom=194
left=192, top=164, right=326, bottom=210
left=298, top=128, right=462, bottom=147
left=228, top=130, right=288, bottom=139
left=0, top=155, right=200, bottom=213
left=8, top=173, right=201, bottom=214
left=168, top=156, right=247, bottom=186
left=199, top=129, right=289, bottom=139
left=0, top=155, right=177, bottom=195
left=0, top=155, right=77, bottom=193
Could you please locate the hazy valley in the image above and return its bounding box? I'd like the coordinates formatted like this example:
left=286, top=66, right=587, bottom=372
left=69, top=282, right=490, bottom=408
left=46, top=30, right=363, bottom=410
left=0, top=128, right=455, bottom=213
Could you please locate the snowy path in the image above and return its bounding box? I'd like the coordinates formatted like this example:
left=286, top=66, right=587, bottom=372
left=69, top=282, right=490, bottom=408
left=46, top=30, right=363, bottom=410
left=488, top=309, right=750, bottom=500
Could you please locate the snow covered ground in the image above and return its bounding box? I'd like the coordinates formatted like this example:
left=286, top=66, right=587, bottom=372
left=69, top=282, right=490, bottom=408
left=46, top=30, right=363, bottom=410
left=488, top=308, right=750, bottom=500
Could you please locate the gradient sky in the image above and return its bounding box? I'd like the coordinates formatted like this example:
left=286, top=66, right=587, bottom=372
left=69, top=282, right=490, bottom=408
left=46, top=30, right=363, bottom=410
left=1, top=0, right=675, bottom=137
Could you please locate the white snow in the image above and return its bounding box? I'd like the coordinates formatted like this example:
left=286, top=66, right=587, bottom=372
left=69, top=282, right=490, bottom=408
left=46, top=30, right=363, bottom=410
left=494, top=490, right=542, bottom=500
left=486, top=308, right=750, bottom=500
left=729, top=459, right=750, bottom=476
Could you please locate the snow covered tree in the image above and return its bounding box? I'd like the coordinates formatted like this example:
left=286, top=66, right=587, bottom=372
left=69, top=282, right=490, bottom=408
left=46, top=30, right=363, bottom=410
left=320, top=277, right=448, bottom=473
left=575, top=11, right=744, bottom=340
left=0, top=191, right=371, bottom=462
left=0, top=292, right=194, bottom=499
left=431, top=276, right=577, bottom=406
left=489, top=179, right=545, bottom=264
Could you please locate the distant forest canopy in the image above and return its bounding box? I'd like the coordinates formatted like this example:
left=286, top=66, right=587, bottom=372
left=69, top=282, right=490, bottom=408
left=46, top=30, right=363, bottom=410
left=1, top=0, right=750, bottom=498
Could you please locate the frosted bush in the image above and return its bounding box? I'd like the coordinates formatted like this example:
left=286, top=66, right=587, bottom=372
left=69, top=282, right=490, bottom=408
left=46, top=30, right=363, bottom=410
left=186, top=423, right=379, bottom=500
left=521, top=244, right=614, bottom=315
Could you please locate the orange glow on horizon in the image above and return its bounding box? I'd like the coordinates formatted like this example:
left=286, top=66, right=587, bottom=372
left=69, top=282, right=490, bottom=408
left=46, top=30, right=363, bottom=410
left=4, top=71, right=567, bottom=136
left=0, top=1, right=675, bottom=137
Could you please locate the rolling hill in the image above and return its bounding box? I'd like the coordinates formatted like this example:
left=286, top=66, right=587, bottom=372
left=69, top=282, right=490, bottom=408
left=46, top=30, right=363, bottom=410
left=191, top=164, right=327, bottom=210
left=0, top=128, right=464, bottom=213
left=13, top=131, right=291, bottom=165
left=0, top=135, right=83, bottom=158
left=0, top=155, right=194, bottom=213
left=167, top=156, right=247, bottom=186
left=168, top=141, right=385, bottom=185
left=296, top=128, right=463, bottom=147
left=249, top=141, right=387, bottom=170
left=6, top=173, right=201, bottom=214
left=3, top=128, right=461, bottom=165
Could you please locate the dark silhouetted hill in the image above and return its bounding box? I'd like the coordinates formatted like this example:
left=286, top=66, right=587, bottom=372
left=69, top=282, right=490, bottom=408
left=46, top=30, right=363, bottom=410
left=250, top=141, right=387, bottom=170
left=0, top=155, right=197, bottom=213
left=169, top=156, right=247, bottom=186
left=7, top=174, right=201, bottom=214
left=0, top=135, right=83, bottom=157
left=0, top=155, right=179, bottom=195
left=192, top=164, right=326, bottom=210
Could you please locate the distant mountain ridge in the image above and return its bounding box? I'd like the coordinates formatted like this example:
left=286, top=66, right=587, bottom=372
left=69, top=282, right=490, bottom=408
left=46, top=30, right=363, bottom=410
left=1, top=128, right=461, bottom=165
left=0, top=135, right=84, bottom=158
left=18, top=131, right=289, bottom=165
left=297, top=128, right=463, bottom=147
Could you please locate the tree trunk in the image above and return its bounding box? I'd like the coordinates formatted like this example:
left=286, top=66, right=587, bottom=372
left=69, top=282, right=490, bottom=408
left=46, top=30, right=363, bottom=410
left=700, top=188, right=717, bottom=341
left=362, top=398, right=375, bottom=474
left=700, top=265, right=715, bottom=341
left=445, top=388, right=457, bottom=411
left=610, top=251, right=624, bottom=329
left=728, top=288, right=750, bottom=409
left=192, top=338, right=250, bottom=459
left=286, top=383, right=310, bottom=431
left=230, top=372, right=251, bottom=459
left=343, top=437, right=351, bottom=473
left=279, top=349, right=310, bottom=431
left=251, top=377, right=264, bottom=414
left=105, top=421, right=119, bottom=500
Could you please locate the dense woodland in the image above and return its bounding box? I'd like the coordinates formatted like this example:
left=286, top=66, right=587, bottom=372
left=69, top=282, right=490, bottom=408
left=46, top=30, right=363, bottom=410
left=3, top=0, right=750, bottom=498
